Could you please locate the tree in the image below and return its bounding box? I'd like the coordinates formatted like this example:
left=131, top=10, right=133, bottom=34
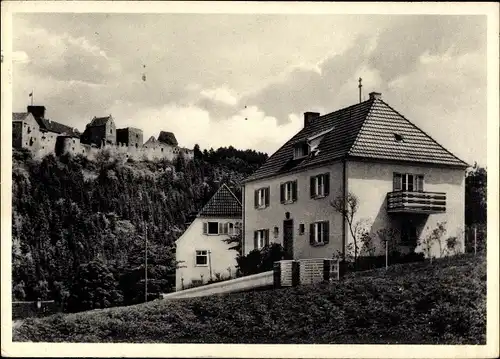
left=331, top=192, right=362, bottom=266
left=193, top=144, right=203, bottom=160
left=465, top=164, right=487, bottom=225
left=67, top=260, right=123, bottom=312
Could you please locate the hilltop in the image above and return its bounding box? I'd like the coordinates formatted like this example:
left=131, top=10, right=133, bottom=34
left=13, top=254, right=486, bottom=344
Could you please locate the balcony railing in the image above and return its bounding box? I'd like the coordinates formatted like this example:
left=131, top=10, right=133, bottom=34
left=387, top=191, right=446, bottom=214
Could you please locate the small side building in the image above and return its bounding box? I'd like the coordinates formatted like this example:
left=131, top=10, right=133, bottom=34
left=175, top=184, right=242, bottom=291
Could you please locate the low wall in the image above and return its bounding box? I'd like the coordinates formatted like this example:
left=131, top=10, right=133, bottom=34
left=12, top=300, right=61, bottom=320
left=162, top=271, right=273, bottom=300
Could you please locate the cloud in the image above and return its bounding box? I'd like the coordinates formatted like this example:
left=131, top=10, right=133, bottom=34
left=200, top=87, right=239, bottom=106
left=11, top=14, right=487, bottom=165
left=12, top=51, right=30, bottom=64
left=14, top=26, right=121, bottom=84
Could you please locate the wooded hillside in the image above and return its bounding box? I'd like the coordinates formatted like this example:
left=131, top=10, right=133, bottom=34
left=11, top=146, right=267, bottom=311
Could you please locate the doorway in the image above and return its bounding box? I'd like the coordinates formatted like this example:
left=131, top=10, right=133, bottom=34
left=283, top=219, right=294, bottom=260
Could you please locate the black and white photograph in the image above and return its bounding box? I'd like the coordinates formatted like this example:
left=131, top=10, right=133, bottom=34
left=1, top=1, right=499, bottom=358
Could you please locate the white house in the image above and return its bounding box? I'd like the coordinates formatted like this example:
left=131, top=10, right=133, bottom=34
left=242, top=92, right=468, bottom=260
left=175, top=184, right=242, bottom=291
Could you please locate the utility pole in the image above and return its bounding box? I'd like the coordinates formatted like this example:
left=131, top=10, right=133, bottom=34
left=145, top=221, right=148, bottom=302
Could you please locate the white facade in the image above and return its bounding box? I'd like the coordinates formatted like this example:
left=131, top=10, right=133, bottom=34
left=175, top=216, right=241, bottom=291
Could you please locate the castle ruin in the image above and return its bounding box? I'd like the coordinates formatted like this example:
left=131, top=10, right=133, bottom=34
left=12, top=105, right=194, bottom=162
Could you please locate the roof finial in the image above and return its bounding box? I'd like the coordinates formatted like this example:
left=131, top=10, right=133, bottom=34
left=358, top=77, right=363, bottom=103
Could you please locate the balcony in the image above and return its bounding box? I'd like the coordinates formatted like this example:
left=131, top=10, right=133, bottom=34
left=387, top=191, right=446, bottom=214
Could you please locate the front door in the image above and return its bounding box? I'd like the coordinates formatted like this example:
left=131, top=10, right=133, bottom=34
left=283, top=219, right=294, bottom=259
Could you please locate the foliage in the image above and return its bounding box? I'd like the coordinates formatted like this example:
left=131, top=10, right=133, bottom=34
left=236, top=243, right=285, bottom=276
left=465, top=164, right=486, bottom=225
left=419, top=222, right=447, bottom=262
left=11, top=146, right=267, bottom=312
left=14, top=254, right=485, bottom=344
left=66, top=260, right=123, bottom=312
left=222, top=223, right=243, bottom=255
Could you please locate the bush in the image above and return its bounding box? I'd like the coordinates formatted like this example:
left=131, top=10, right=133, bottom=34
left=236, top=243, right=285, bottom=276
left=13, top=254, right=486, bottom=344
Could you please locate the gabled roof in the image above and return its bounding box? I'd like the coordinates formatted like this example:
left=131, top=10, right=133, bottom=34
left=12, top=112, right=32, bottom=122
left=37, top=118, right=80, bottom=138
left=245, top=96, right=468, bottom=182
left=197, top=184, right=242, bottom=218
left=88, top=116, right=113, bottom=127
left=158, top=131, right=178, bottom=146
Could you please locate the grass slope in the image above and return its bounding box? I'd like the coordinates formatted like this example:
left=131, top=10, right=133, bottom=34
left=13, top=254, right=486, bottom=344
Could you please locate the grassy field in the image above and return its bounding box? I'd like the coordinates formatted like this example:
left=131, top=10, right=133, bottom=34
left=13, top=254, right=486, bottom=344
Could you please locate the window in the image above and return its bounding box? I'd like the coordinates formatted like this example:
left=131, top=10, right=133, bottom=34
left=310, top=173, right=330, bottom=198
left=394, top=133, right=404, bottom=142
left=207, top=222, right=219, bottom=235
left=203, top=222, right=232, bottom=235
left=110, top=129, right=113, bottom=134
left=228, top=222, right=235, bottom=235
left=254, top=229, right=270, bottom=249
left=309, top=221, right=330, bottom=246
left=299, top=224, right=305, bottom=235
left=195, top=250, right=208, bottom=266
left=254, top=187, right=270, bottom=209
left=293, top=141, right=310, bottom=159
left=280, top=180, right=298, bottom=203
left=393, top=173, right=424, bottom=192
left=27, top=127, right=31, bottom=134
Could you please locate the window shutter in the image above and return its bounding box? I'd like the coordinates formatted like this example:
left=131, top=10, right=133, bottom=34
left=254, top=231, right=258, bottom=249
left=265, top=187, right=270, bottom=207
left=218, top=222, right=223, bottom=235
left=265, top=229, right=270, bottom=246
left=280, top=183, right=285, bottom=203
left=323, top=221, right=330, bottom=244
left=324, top=173, right=330, bottom=196
left=254, top=189, right=259, bottom=208
left=292, top=180, right=298, bottom=201
left=203, top=222, right=208, bottom=234
left=393, top=173, right=402, bottom=191
left=417, top=175, right=424, bottom=192
left=310, top=177, right=315, bottom=198
left=309, top=223, right=315, bottom=245
left=224, top=222, right=229, bottom=234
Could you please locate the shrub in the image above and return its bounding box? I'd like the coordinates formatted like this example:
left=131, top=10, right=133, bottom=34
left=237, top=243, right=285, bottom=276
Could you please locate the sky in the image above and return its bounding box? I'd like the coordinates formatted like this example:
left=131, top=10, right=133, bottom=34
left=11, top=13, right=488, bottom=166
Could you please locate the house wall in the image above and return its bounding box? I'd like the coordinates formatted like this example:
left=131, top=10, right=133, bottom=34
left=243, top=162, right=345, bottom=259
left=116, top=127, right=143, bottom=148
left=346, top=160, right=466, bottom=258
left=175, top=217, right=240, bottom=291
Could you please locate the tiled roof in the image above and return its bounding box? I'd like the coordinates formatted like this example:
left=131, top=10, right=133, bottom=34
left=158, top=131, right=178, bottom=146
left=37, top=118, right=80, bottom=138
left=88, top=116, right=113, bottom=127
left=245, top=97, right=467, bottom=182
left=348, top=100, right=467, bottom=166
left=13, top=112, right=80, bottom=137
left=198, top=184, right=242, bottom=218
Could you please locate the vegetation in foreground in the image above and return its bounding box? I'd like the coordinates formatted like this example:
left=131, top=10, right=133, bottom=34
left=14, top=254, right=486, bottom=344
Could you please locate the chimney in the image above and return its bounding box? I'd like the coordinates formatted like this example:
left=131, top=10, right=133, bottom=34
left=304, top=112, right=320, bottom=127
left=27, top=105, right=46, bottom=119
left=369, top=92, right=382, bottom=101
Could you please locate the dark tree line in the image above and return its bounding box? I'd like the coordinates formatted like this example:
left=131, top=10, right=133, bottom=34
left=11, top=145, right=267, bottom=312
